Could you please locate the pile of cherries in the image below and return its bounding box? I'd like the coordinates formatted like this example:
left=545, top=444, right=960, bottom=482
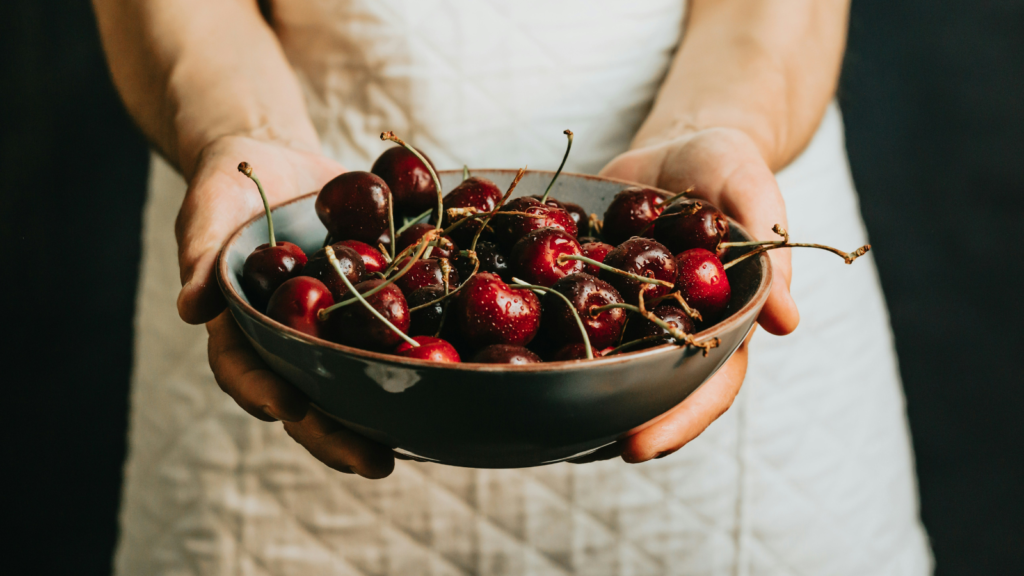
left=238, top=131, right=869, bottom=365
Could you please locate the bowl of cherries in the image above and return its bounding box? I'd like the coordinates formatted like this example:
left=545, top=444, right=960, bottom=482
left=217, top=131, right=869, bottom=468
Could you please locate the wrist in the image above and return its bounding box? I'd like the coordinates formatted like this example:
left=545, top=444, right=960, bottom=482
left=630, top=107, right=783, bottom=170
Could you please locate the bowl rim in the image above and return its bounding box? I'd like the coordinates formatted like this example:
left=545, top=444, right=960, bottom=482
left=216, top=168, right=772, bottom=372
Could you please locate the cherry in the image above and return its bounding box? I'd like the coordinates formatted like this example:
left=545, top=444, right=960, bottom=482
left=493, top=196, right=577, bottom=250
left=393, top=258, right=459, bottom=295
left=407, top=285, right=446, bottom=336
left=509, top=227, right=584, bottom=287
left=302, top=244, right=367, bottom=301
left=541, top=273, right=626, bottom=349
left=371, top=146, right=437, bottom=218
left=580, top=241, right=614, bottom=276
left=328, top=278, right=411, bottom=350
left=550, top=343, right=612, bottom=361
left=455, top=272, right=541, bottom=347
left=315, top=171, right=392, bottom=244
left=471, top=344, right=543, bottom=364
left=456, top=239, right=508, bottom=281
left=265, top=276, right=334, bottom=338
left=601, top=186, right=670, bottom=246
left=600, top=237, right=678, bottom=303
left=394, top=336, right=461, bottom=363
left=395, top=222, right=456, bottom=259
left=440, top=176, right=503, bottom=245
left=334, top=239, right=387, bottom=274
left=651, top=199, right=730, bottom=256
left=529, top=195, right=589, bottom=237
left=236, top=162, right=308, bottom=311
left=675, top=248, right=731, bottom=321
left=621, top=303, right=696, bottom=346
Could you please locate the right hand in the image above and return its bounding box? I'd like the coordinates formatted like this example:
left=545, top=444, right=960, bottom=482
left=178, top=135, right=396, bottom=478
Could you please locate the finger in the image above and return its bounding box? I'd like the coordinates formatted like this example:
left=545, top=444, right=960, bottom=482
left=620, top=334, right=751, bottom=463
left=284, top=406, right=396, bottom=479
left=207, top=311, right=309, bottom=422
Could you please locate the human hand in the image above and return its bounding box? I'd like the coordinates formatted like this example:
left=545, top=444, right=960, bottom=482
left=578, top=128, right=801, bottom=463
left=182, top=135, right=395, bottom=478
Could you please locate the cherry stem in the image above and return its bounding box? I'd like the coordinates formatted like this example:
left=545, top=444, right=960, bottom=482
left=556, top=255, right=675, bottom=288
left=395, top=207, right=433, bottom=237
left=647, top=291, right=703, bottom=322
left=320, top=231, right=434, bottom=317
left=638, top=200, right=702, bottom=237
left=603, top=334, right=669, bottom=356
left=462, top=165, right=470, bottom=181
left=387, top=189, right=396, bottom=259
left=321, top=246, right=419, bottom=347
left=511, top=277, right=593, bottom=360
left=238, top=162, right=275, bottom=247
left=587, top=301, right=719, bottom=356
left=721, top=224, right=871, bottom=270
left=322, top=233, right=333, bottom=248
left=408, top=252, right=479, bottom=312
left=661, top=187, right=695, bottom=208
left=470, top=167, right=526, bottom=251
left=381, top=132, right=444, bottom=239
left=540, top=130, right=573, bottom=203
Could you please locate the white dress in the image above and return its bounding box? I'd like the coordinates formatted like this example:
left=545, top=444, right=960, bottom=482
left=115, top=1, right=932, bottom=574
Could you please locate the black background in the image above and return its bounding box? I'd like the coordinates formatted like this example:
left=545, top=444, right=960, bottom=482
left=1, top=1, right=1021, bottom=574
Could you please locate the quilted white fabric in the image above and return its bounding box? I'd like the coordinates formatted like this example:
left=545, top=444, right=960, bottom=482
left=115, top=2, right=932, bottom=574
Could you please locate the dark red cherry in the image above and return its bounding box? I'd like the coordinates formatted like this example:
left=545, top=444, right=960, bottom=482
left=651, top=199, right=730, bottom=256
left=395, top=222, right=456, bottom=259
left=509, top=227, right=584, bottom=287
left=370, top=146, right=437, bottom=218
left=600, top=237, right=678, bottom=303
left=407, top=285, right=446, bottom=337
left=580, top=241, right=614, bottom=276
left=550, top=343, right=612, bottom=361
left=328, top=279, right=410, bottom=350
left=601, top=186, right=670, bottom=245
left=265, top=276, right=334, bottom=338
left=622, top=304, right=696, bottom=347
left=493, top=196, right=577, bottom=250
left=440, top=176, right=503, bottom=245
left=334, top=239, right=387, bottom=274
left=302, top=244, right=366, bottom=301
left=393, top=258, right=460, bottom=295
left=242, top=241, right=307, bottom=311
left=394, top=336, right=461, bottom=363
left=675, top=248, right=731, bottom=321
left=471, top=344, right=543, bottom=364
left=315, top=171, right=392, bottom=243
left=462, top=239, right=509, bottom=280
left=541, top=273, right=626, bottom=349
left=529, top=195, right=589, bottom=236
left=456, top=272, right=541, bottom=347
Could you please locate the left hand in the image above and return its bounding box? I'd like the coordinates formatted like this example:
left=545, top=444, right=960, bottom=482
left=575, top=127, right=801, bottom=464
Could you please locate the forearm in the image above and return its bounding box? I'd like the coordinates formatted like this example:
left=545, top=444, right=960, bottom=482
left=92, top=0, right=318, bottom=178
left=634, top=0, right=850, bottom=170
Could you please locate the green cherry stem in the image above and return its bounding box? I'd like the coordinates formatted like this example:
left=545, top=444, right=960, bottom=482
left=462, top=165, right=470, bottom=181
left=587, top=301, right=719, bottom=356
left=408, top=252, right=479, bottom=312
left=603, top=334, right=669, bottom=356
left=321, top=246, right=419, bottom=347
left=320, top=232, right=434, bottom=317
left=511, top=277, right=593, bottom=360
left=470, top=167, right=526, bottom=251
left=238, top=162, right=276, bottom=246
left=540, top=130, right=573, bottom=203
left=646, top=291, right=703, bottom=322
left=721, top=224, right=871, bottom=270
left=394, top=207, right=433, bottom=237
left=556, top=255, right=675, bottom=288
left=381, top=131, right=444, bottom=237
left=387, top=189, right=396, bottom=259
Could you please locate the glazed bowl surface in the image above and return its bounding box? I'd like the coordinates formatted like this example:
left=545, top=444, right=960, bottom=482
left=217, top=169, right=771, bottom=468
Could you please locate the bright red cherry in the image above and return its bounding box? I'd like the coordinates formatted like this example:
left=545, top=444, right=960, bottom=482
left=651, top=199, right=730, bottom=256
left=393, top=258, right=460, bottom=295
left=493, top=196, right=577, bottom=250
left=395, top=222, right=456, bottom=260
left=301, top=245, right=366, bottom=301
left=371, top=146, right=437, bottom=218
left=622, top=304, right=696, bottom=347
left=455, top=272, right=541, bottom=347
left=509, top=227, right=584, bottom=287
left=601, top=186, right=670, bottom=245
left=328, top=279, right=411, bottom=350
left=265, top=276, right=334, bottom=338
left=315, top=171, right=392, bottom=244
left=580, top=241, right=614, bottom=276
left=440, top=176, right=503, bottom=245
left=675, top=248, right=732, bottom=321
left=394, top=336, right=461, bottom=363
left=334, top=239, right=388, bottom=274
left=471, top=344, right=543, bottom=364
left=600, top=237, right=678, bottom=303
left=242, top=242, right=307, bottom=312
left=540, top=273, right=626, bottom=349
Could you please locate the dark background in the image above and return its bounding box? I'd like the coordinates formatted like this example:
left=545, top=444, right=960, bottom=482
left=1, top=1, right=1021, bottom=574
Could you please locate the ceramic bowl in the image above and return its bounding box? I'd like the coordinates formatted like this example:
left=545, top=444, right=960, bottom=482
left=217, top=170, right=771, bottom=468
